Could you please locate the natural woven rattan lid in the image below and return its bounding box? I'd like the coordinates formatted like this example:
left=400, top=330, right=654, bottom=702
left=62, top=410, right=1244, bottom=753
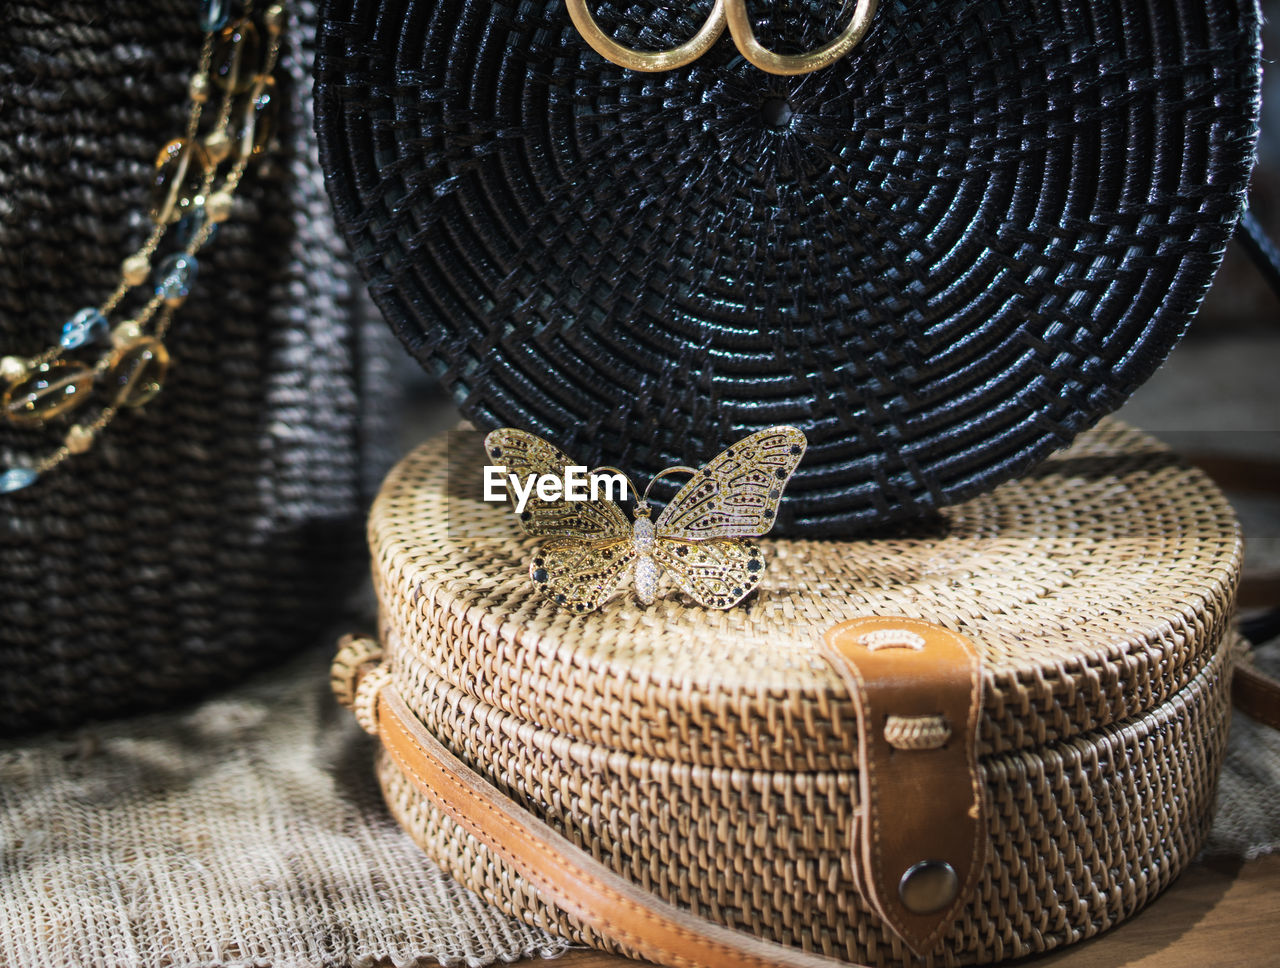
left=371, top=420, right=1240, bottom=772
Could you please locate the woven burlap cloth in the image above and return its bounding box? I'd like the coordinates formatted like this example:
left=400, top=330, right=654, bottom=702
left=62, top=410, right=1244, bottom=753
left=1, top=639, right=1276, bottom=968
left=0, top=646, right=568, bottom=968
left=1208, top=636, right=1280, bottom=860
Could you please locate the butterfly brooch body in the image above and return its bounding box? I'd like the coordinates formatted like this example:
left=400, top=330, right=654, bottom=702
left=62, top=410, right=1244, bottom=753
left=484, top=426, right=807, bottom=612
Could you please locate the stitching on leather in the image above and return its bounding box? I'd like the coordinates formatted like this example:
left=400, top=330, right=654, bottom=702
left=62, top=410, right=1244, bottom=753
left=895, top=618, right=984, bottom=953
left=828, top=617, right=984, bottom=954
left=960, top=624, right=985, bottom=938
left=379, top=689, right=833, bottom=968
left=897, top=619, right=984, bottom=952
left=836, top=640, right=886, bottom=940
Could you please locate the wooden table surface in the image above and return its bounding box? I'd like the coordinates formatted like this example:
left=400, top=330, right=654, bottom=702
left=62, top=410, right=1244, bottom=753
left=516, top=853, right=1280, bottom=968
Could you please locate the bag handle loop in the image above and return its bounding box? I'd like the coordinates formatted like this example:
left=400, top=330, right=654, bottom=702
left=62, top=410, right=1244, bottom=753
left=565, top=0, right=878, bottom=75
left=564, top=0, right=727, bottom=73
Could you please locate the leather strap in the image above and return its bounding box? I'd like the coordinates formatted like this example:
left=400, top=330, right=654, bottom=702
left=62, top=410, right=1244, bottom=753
left=821, top=617, right=984, bottom=957
left=372, top=616, right=985, bottom=967
left=1234, top=662, right=1280, bottom=731
left=1184, top=451, right=1280, bottom=728
left=359, top=605, right=1269, bottom=968
left=376, top=684, right=872, bottom=968
left=1235, top=207, right=1280, bottom=301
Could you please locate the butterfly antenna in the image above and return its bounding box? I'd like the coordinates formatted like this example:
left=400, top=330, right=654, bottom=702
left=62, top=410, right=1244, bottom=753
left=589, top=466, right=640, bottom=504
left=642, top=466, right=698, bottom=504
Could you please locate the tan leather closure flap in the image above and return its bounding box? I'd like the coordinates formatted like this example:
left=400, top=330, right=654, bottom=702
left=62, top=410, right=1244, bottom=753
left=821, top=616, right=985, bottom=958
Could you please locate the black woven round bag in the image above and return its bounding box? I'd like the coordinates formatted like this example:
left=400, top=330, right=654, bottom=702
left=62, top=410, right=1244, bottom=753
left=315, top=0, right=1260, bottom=535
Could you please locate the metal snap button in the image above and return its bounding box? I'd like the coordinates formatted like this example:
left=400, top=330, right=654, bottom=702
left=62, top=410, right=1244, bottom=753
left=898, top=860, right=959, bottom=914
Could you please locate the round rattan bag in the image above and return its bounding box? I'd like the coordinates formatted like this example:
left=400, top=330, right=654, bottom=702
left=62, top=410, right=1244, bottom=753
left=315, top=0, right=1260, bottom=536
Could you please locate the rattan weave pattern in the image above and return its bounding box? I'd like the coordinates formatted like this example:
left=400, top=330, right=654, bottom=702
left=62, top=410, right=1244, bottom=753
left=316, top=0, right=1260, bottom=536
left=366, top=421, right=1241, bottom=964
left=0, top=2, right=394, bottom=734
left=370, top=420, right=1241, bottom=773
left=377, top=632, right=1231, bottom=965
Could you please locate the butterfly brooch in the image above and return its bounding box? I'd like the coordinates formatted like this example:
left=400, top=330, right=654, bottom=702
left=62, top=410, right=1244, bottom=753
left=483, top=426, right=807, bottom=612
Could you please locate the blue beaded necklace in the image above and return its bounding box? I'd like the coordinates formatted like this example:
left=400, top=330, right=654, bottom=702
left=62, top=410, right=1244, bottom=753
left=0, top=0, right=285, bottom=492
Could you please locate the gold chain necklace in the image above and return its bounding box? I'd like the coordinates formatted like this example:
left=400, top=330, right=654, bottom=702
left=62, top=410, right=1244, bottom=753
left=0, top=1, right=285, bottom=493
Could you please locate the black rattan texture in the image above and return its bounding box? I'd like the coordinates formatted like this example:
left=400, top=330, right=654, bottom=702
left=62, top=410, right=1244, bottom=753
left=0, top=1, right=396, bottom=735
left=315, top=0, right=1261, bottom=535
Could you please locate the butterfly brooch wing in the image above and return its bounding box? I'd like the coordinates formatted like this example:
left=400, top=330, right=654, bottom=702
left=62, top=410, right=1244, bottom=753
left=651, top=538, right=768, bottom=610
left=653, top=426, right=807, bottom=609
left=484, top=428, right=635, bottom=612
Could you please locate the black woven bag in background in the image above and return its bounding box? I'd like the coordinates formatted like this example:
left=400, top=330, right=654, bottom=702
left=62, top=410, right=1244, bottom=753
left=315, top=0, right=1261, bottom=536
left=0, top=1, right=397, bottom=736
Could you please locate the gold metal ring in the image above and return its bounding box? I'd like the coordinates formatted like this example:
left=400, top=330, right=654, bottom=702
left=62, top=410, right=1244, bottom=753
left=565, top=0, right=727, bottom=73
left=724, top=0, right=878, bottom=76
left=567, top=0, right=877, bottom=75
